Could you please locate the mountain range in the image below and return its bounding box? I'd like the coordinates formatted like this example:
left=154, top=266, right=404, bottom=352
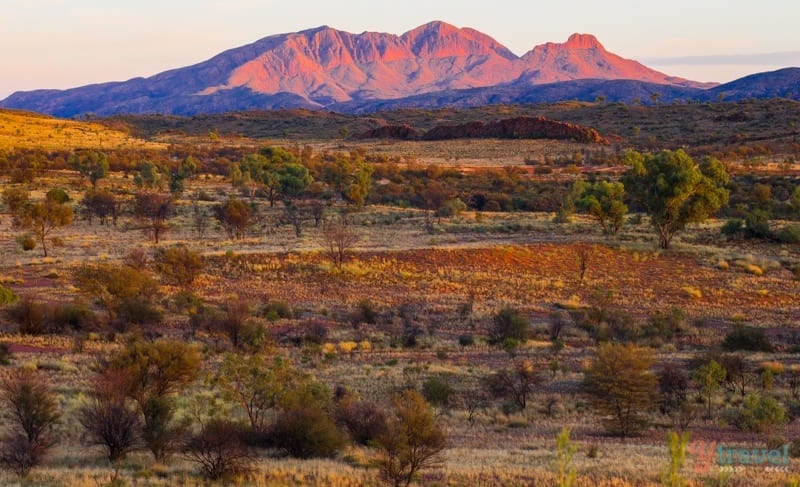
left=1, top=21, right=798, bottom=117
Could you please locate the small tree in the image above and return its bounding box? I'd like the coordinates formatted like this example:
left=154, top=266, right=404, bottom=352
left=133, top=192, right=173, bottom=244
left=107, top=339, right=201, bottom=461
left=693, top=360, right=726, bottom=419
left=216, top=354, right=296, bottom=432
left=577, top=181, right=627, bottom=235
left=79, top=371, right=141, bottom=478
left=214, top=197, right=251, bottom=240
left=376, top=390, right=446, bottom=487
left=83, top=189, right=119, bottom=226
left=68, top=150, right=109, bottom=187
left=0, top=370, right=61, bottom=477
left=623, top=150, right=729, bottom=249
left=2, top=186, right=29, bottom=218
left=321, top=218, right=359, bottom=270
left=22, top=198, right=73, bottom=257
left=583, top=343, right=657, bottom=437
left=484, top=359, right=541, bottom=411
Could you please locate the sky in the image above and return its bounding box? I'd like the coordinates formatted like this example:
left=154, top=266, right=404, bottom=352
left=2, top=0, right=799, bottom=99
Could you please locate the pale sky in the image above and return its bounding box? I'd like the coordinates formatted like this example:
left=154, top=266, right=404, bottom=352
left=2, top=0, right=799, bottom=99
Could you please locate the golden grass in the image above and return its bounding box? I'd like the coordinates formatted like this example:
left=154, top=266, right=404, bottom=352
left=0, top=109, right=163, bottom=150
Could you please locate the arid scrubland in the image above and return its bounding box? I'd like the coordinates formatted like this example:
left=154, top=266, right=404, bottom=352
left=0, top=106, right=798, bottom=486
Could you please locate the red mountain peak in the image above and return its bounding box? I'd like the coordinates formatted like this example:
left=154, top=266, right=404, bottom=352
left=564, top=33, right=604, bottom=50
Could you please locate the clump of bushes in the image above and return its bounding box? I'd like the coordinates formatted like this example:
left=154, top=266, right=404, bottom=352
left=262, top=300, right=293, bottom=321
left=489, top=307, right=529, bottom=345
left=777, top=225, right=800, bottom=244
left=722, top=325, right=773, bottom=352
left=6, top=298, right=96, bottom=335
left=726, top=394, right=786, bottom=433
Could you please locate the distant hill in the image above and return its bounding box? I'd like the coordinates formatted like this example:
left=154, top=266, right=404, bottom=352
left=0, top=21, right=715, bottom=117
left=704, top=68, right=800, bottom=101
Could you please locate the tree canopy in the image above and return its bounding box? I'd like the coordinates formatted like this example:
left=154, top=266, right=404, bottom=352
left=623, top=150, right=729, bottom=249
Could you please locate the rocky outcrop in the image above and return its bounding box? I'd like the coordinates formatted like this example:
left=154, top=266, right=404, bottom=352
left=424, top=117, right=607, bottom=144
left=355, top=116, right=608, bottom=144
left=353, top=124, right=421, bottom=140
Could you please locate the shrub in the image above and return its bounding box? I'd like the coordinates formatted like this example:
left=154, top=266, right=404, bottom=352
left=0, top=370, right=61, bottom=477
left=0, top=343, right=11, bottom=365
left=335, top=399, right=389, bottom=446
left=727, top=394, right=786, bottom=433
left=302, top=319, right=330, bottom=344
left=79, top=372, right=142, bottom=469
left=744, top=209, right=772, bottom=240
left=45, top=188, right=70, bottom=204
left=422, top=377, right=454, bottom=408
left=352, top=299, right=378, bottom=325
left=16, top=234, right=36, bottom=251
left=271, top=403, right=345, bottom=458
left=484, top=360, right=541, bottom=410
left=154, top=245, right=205, bottom=288
left=583, top=343, right=657, bottom=437
left=722, top=325, right=773, bottom=352
left=116, top=298, right=162, bottom=327
left=376, top=390, right=446, bottom=487
left=7, top=297, right=50, bottom=335
left=183, top=419, right=253, bottom=480
left=489, top=307, right=529, bottom=345
left=262, top=300, right=292, bottom=321
left=51, top=302, right=95, bottom=331
left=720, top=218, right=743, bottom=236
left=458, top=334, right=475, bottom=347
left=777, top=225, right=800, bottom=244
left=0, top=285, right=19, bottom=305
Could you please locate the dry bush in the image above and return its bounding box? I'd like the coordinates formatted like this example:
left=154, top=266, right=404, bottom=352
left=0, top=369, right=61, bottom=477
left=376, top=390, right=445, bottom=487
left=321, top=218, right=359, bottom=269
left=335, top=399, right=389, bottom=446
left=183, top=419, right=254, bottom=481
left=78, top=371, right=142, bottom=470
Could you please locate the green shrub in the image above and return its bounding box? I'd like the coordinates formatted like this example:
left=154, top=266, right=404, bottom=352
left=777, top=225, right=800, bottom=244
left=744, top=210, right=772, bottom=240
left=490, top=307, right=529, bottom=345
left=262, top=300, right=293, bottom=321
left=722, top=325, right=773, bottom=352
left=0, top=285, right=19, bottom=305
left=458, top=334, right=475, bottom=347
left=727, top=394, right=786, bottom=433
left=51, top=302, right=95, bottom=331
left=45, top=188, right=70, bottom=204
left=720, top=218, right=743, bottom=236
left=422, top=377, right=454, bottom=408
left=271, top=404, right=345, bottom=458
left=116, top=298, right=163, bottom=327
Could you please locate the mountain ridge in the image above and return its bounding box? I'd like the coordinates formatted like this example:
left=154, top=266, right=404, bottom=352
left=0, top=21, right=725, bottom=116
